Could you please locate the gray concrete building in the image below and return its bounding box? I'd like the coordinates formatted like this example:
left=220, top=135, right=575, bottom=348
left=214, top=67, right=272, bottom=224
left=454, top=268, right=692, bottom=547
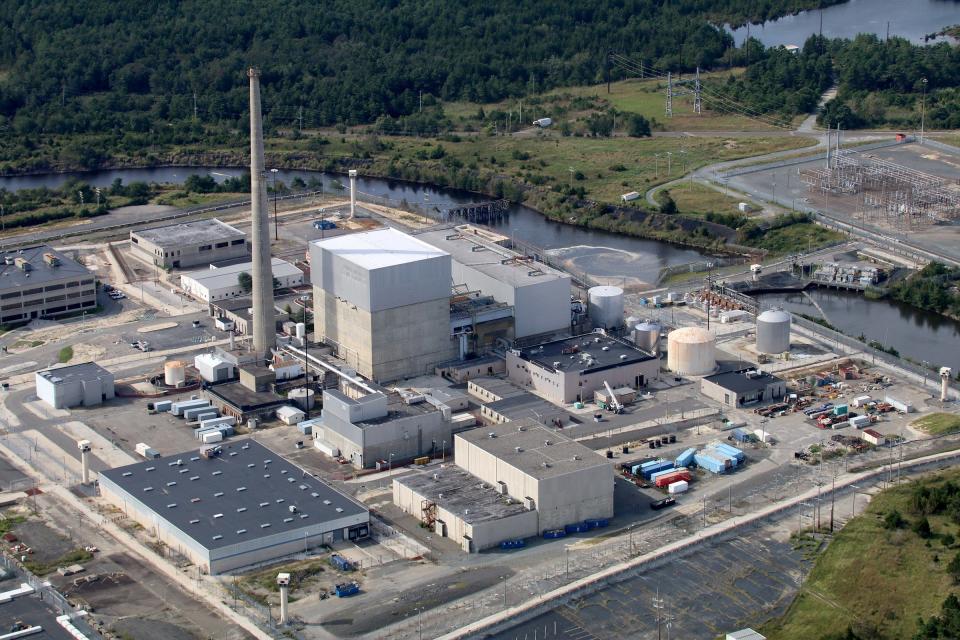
left=310, top=228, right=456, bottom=382
left=99, top=440, right=369, bottom=574
left=455, top=419, right=613, bottom=534
left=417, top=228, right=571, bottom=339
left=130, top=219, right=247, bottom=269
left=35, top=362, right=115, bottom=409
left=180, top=258, right=303, bottom=302
left=507, top=333, right=659, bottom=404
left=311, top=386, right=465, bottom=469
left=0, top=245, right=96, bottom=325
left=700, top=368, right=787, bottom=407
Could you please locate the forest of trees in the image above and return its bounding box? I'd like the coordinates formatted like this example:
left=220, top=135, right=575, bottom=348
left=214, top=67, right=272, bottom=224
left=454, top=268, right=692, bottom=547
left=0, top=0, right=840, bottom=141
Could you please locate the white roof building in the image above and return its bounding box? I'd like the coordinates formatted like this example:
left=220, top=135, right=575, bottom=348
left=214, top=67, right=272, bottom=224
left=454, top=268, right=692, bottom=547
left=180, top=258, right=304, bottom=302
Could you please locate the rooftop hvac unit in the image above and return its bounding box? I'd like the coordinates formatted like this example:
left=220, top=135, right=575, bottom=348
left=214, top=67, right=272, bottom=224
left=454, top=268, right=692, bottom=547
left=487, top=432, right=496, bottom=438
left=514, top=446, right=523, bottom=453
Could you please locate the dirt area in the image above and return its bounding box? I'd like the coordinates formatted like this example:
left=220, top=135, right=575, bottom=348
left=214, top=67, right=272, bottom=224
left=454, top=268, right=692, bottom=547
left=10, top=517, right=83, bottom=573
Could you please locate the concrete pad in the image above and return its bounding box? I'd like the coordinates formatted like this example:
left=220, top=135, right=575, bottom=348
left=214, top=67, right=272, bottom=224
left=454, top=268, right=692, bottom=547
left=21, top=399, right=70, bottom=420
left=56, top=421, right=137, bottom=469
left=137, top=322, right=179, bottom=333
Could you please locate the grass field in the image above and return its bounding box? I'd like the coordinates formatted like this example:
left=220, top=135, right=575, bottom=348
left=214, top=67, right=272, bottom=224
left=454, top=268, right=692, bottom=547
left=762, top=469, right=960, bottom=639
left=912, top=413, right=960, bottom=436
left=745, top=222, right=843, bottom=255
left=661, top=181, right=745, bottom=216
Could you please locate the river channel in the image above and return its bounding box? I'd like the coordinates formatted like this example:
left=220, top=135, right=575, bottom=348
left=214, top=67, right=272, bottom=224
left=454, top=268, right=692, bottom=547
left=756, top=288, right=960, bottom=373
left=725, top=0, right=960, bottom=47
left=0, top=166, right=709, bottom=289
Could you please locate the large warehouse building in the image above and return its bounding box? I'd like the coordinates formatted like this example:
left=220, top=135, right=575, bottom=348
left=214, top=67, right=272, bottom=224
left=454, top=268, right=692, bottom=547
left=130, top=219, right=248, bottom=269
left=506, top=333, right=659, bottom=404
left=310, top=228, right=456, bottom=382
left=180, top=258, right=303, bottom=302
left=35, top=362, right=115, bottom=409
left=99, top=440, right=370, bottom=574
left=393, top=419, right=613, bottom=551
left=417, top=228, right=571, bottom=339
left=0, top=245, right=96, bottom=325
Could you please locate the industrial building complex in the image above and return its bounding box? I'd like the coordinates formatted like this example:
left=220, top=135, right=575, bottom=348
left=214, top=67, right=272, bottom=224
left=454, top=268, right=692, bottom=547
left=0, top=245, right=96, bottom=325
left=506, top=333, right=659, bottom=404
left=180, top=257, right=303, bottom=302
left=394, top=419, right=612, bottom=551
left=99, top=440, right=370, bottom=574
left=130, top=218, right=248, bottom=269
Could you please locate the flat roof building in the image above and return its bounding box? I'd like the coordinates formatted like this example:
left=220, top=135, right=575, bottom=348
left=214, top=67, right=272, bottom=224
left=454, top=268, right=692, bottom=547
left=208, top=296, right=289, bottom=337
left=310, top=228, right=455, bottom=382
left=35, top=362, right=115, bottom=409
left=0, top=245, right=96, bottom=325
left=130, top=219, right=248, bottom=269
left=180, top=258, right=304, bottom=302
left=700, top=368, right=786, bottom=407
left=507, top=333, right=659, bottom=404
left=418, top=228, right=571, bottom=339
left=99, top=439, right=369, bottom=574
left=454, top=420, right=613, bottom=534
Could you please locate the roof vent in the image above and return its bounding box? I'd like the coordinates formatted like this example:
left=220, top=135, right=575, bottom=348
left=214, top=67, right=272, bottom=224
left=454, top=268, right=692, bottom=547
left=544, top=440, right=552, bottom=446
left=514, top=446, right=523, bottom=453
left=542, top=462, right=551, bottom=468
left=288, top=505, right=298, bottom=513
left=488, top=432, right=496, bottom=438
left=573, top=455, right=582, bottom=461
left=517, top=425, right=526, bottom=432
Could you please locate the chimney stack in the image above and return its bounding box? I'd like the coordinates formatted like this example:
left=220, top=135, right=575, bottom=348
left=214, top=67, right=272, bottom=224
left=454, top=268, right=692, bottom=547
left=248, top=68, right=276, bottom=359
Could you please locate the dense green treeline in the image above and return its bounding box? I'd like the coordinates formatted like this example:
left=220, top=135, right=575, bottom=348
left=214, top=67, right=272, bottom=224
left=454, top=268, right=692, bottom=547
left=888, top=262, right=960, bottom=318
left=0, top=0, right=838, bottom=140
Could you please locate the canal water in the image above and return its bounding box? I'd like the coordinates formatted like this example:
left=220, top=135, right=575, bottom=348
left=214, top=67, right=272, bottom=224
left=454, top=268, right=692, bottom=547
left=756, top=288, right=960, bottom=372
left=725, top=0, right=960, bottom=46
left=0, top=166, right=709, bottom=288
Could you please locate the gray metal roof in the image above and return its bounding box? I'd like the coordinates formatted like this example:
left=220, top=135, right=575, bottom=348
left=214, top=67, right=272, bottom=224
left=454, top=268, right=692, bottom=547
left=457, top=419, right=608, bottom=479
left=132, top=218, right=245, bottom=248
left=703, top=368, right=784, bottom=394
left=36, top=361, right=112, bottom=386
left=395, top=465, right=530, bottom=524
left=519, top=334, right=656, bottom=374
left=485, top=392, right=570, bottom=425
left=99, top=439, right=367, bottom=551
left=417, top=229, right=569, bottom=288
left=0, top=245, right=91, bottom=291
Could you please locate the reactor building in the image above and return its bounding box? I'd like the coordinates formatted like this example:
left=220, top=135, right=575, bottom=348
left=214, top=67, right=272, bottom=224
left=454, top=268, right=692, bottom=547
left=310, top=227, right=456, bottom=382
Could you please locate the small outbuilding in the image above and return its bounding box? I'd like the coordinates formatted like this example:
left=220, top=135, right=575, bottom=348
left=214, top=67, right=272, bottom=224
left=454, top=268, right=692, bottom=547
left=35, top=362, right=115, bottom=409
left=700, top=368, right=786, bottom=407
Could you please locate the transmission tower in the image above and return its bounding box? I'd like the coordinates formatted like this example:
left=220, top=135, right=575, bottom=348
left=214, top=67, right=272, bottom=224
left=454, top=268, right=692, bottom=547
left=665, top=72, right=673, bottom=118
left=694, top=67, right=702, bottom=115
left=665, top=68, right=703, bottom=117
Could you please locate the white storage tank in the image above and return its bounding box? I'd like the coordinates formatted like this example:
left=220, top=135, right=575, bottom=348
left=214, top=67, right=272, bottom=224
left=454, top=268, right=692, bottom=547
left=756, top=308, right=791, bottom=354
left=667, top=327, right=716, bottom=375
left=634, top=321, right=661, bottom=354
left=588, top=285, right=624, bottom=329
left=288, top=387, right=316, bottom=410
left=164, top=360, right=187, bottom=387
left=295, top=322, right=306, bottom=340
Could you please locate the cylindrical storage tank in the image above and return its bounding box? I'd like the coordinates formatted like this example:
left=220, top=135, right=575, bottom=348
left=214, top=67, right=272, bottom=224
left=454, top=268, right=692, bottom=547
left=756, top=308, right=791, bottom=354
left=164, top=360, right=187, bottom=387
left=295, top=322, right=306, bottom=340
left=288, top=387, right=316, bottom=410
left=634, top=321, right=661, bottom=353
left=588, top=286, right=624, bottom=329
left=667, top=327, right=716, bottom=375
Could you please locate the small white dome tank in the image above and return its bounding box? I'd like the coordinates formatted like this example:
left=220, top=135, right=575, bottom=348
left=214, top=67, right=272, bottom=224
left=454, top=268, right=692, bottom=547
left=288, top=387, right=316, bottom=410
left=588, top=285, right=624, bottom=329
left=164, top=360, right=187, bottom=387
left=756, top=308, right=791, bottom=354
left=667, top=327, right=716, bottom=375
left=634, top=321, right=661, bottom=353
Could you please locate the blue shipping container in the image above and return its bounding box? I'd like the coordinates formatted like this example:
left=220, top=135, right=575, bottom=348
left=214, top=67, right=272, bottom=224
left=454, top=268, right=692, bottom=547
left=675, top=448, right=697, bottom=469
left=639, top=458, right=667, bottom=470
left=731, top=428, right=752, bottom=443
left=329, top=554, right=354, bottom=571
left=649, top=466, right=679, bottom=482
left=694, top=451, right=729, bottom=474
left=642, top=461, right=673, bottom=480
left=710, top=442, right=745, bottom=462
left=706, top=447, right=739, bottom=467
left=500, top=539, right=526, bottom=550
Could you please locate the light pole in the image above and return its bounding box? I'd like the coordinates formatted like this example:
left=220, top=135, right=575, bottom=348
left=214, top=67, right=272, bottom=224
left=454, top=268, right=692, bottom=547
left=920, top=77, right=928, bottom=144
left=271, top=168, right=280, bottom=240
left=441, top=440, right=446, bottom=463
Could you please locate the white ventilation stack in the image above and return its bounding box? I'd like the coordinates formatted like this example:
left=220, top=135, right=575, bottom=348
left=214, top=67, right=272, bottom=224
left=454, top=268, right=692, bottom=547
left=277, top=572, right=290, bottom=624
left=941, top=367, right=952, bottom=402
left=348, top=169, right=358, bottom=219
left=78, top=439, right=91, bottom=485
left=248, top=67, right=276, bottom=360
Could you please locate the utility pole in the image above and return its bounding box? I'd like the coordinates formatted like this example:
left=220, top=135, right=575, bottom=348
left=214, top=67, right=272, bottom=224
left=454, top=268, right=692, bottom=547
left=652, top=587, right=665, bottom=640
left=920, top=77, right=928, bottom=144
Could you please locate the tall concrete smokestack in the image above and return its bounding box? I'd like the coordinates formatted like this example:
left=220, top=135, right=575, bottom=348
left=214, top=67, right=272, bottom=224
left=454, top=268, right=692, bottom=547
left=248, top=68, right=276, bottom=358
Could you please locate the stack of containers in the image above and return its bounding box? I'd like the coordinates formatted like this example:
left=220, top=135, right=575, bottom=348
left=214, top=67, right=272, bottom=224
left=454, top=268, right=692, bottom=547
left=694, top=449, right=730, bottom=474
left=170, top=398, right=210, bottom=416
left=849, top=415, right=871, bottom=429
left=708, top=441, right=745, bottom=464
left=654, top=468, right=691, bottom=488
left=153, top=400, right=173, bottom=413
left=731, top=427, right=753, bottom=443
left=674, top=447, right=697, bottom=469
left=640, top=459, right=674, bottom=480
left=632, top=458, right=663, bottom=476
left=649, top=465, right=678, bottom=484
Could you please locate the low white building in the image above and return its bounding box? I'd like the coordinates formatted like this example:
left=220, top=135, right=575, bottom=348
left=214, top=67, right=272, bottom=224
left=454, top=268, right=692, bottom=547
left=180, top=258, right=304, bottom=302
left=194, top=353, right=237, bottom=383
left=35, top=362, right=115, bottom=409
left=276, top=405, right=306, bottom=425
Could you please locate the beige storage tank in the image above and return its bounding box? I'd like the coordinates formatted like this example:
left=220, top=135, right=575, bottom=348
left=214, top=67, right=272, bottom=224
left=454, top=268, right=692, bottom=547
left=667, top=327, right=716, bottom=375
left=288, top=387, right=316, bottom=410
left=164, top=360, right=187, bottom=387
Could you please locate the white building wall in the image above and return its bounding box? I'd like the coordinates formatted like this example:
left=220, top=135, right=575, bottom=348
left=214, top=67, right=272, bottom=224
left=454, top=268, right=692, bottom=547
left=535, top=465, right=614, bottom=532
left=35, top=372, right=115, bottom=409
left=506, top=351, right=659, bottom=404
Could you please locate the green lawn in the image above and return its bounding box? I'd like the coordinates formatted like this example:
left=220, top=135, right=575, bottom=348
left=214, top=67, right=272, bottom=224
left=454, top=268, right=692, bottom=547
left=762, top=469, right=960, bottom=640
left=912, top=413, right=960, bottom=436
left=745, top=222, right=843, bottom=256
left=663, top=182, right=745, bottom=216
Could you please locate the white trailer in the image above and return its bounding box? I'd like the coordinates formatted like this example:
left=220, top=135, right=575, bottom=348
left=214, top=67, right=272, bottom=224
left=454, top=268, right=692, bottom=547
left=884, top=395, right=914, bottom=413
left=533, top=117, right=552, bottom=128
left=852, top=395, right=872, bottom=408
